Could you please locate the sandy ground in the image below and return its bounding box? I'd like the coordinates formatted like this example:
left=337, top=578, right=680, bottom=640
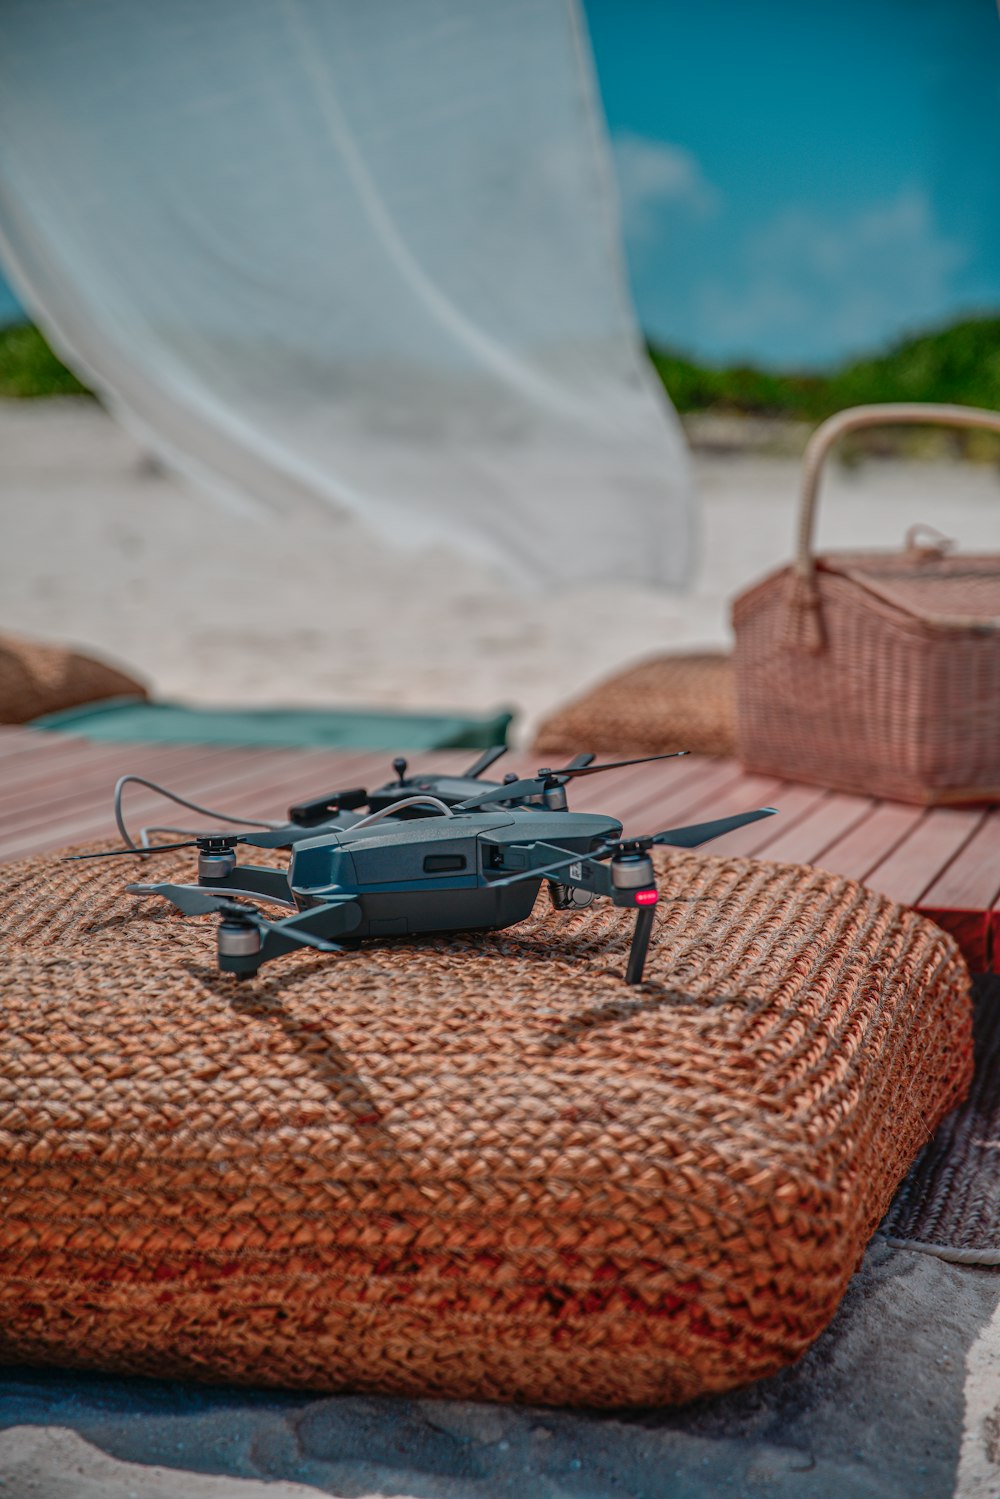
left=1, top=400, right=999, bottom=1498
left=1, top=400, right=998, bottom=745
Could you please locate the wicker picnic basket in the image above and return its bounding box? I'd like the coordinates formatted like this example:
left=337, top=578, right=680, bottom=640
left=732, top=403, right=1000, bottom=804
left=0, top=840, right=972, bottom=1406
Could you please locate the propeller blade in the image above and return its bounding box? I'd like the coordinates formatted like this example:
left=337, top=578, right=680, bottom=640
left=462, top=745, right=509, bottom=780
left=457, top=749, right=690, bottom=810
left=239, top=826, right=305, bottom=849
left=252, top=917, right=343, bottom=954
left=564, top=752, right=596, bottom=770
left=128, top=882, right=343, bottom=953
left=651, top=808, right=777, bottom=849
left=549, top=750, right=689, bottom=779
left=127, top=881, right=244, bottom=916
left=66, top=839, right=204, bottom=861
left=457, top=775, right=552, bottom=810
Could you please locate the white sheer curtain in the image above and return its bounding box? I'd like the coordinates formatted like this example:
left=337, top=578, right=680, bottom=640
left=0, top=0, right=693, bottom=588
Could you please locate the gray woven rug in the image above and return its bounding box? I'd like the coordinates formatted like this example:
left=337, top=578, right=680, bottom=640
left=880, top=976, right=1000, bottom=1264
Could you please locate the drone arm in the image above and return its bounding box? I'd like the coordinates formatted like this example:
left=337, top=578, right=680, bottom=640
left=484, top=841, right=615, bottom=896
left=250, top=897, right=363, bottom=967
left=200, top=863, right=296, bottom=906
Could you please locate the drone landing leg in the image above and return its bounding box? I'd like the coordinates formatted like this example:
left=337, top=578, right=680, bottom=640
left=625, top=906, right=656, bottom=986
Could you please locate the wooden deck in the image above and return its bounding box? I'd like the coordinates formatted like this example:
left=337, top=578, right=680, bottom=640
left=1, top=726, right=997, bottom=972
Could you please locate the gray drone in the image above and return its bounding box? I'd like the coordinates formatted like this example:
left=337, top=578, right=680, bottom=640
left=72, top=748, right=776, bottom=986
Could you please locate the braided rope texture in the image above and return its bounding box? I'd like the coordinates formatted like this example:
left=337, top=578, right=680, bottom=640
left=733, top=557, right=1000, bottom=804
left=0, top=842, right=973, bottom=1406
left=0, top=633, right=147, bottom=724
left=533, top=653, right=736, bottom=760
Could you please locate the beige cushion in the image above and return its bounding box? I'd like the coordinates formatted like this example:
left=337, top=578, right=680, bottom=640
left=534, top=652, right=735, bottom=760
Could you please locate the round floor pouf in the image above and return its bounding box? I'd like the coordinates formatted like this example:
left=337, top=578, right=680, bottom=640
left=533, top=651, right=736, bottom=760
left=0, top=631, right=147, bottom=723
left=0, top=846, right=972, bottom=1406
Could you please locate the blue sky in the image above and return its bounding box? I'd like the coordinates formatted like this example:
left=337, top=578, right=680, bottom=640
left=3, top=2, right=997, bottom=368
left=585, top=0, right=1000, bottom=366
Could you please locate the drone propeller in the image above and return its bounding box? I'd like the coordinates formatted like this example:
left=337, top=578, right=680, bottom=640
left=462, top=744, right=510, bottom=780
left=456, top=750, right=689, bottom=810
left=65, top=824, right=310, bottom=863
left=643, top=806, right=778, bottom=850
left=66, top=838, right=222, bottom=862
left=491, top=807, right=777, bottom=887
left=126, top=882, right=343, bottom=952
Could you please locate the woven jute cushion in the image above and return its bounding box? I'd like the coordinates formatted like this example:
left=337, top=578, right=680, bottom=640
left=0, top=843, right=972, bottom=1407
left=0, top=632, right=147, bottom=724
left=533, top=652, right=736, bottom=760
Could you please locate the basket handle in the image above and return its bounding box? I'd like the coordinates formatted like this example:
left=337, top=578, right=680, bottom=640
left=788, top=402, right=1000, bottom=650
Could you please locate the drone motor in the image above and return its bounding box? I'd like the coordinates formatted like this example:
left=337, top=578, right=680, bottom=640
left=218, top=915, right=262, bottom=960
left=610, top=849, right=656, bottom=891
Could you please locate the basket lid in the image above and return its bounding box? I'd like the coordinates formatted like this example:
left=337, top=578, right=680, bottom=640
left=818, top=551, right=1000, bottom=630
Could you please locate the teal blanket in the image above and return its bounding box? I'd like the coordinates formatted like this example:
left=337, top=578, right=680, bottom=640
left=31, top=697, right=514, bottom=752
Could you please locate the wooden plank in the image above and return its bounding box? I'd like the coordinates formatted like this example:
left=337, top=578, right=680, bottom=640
left=813, top=800, right=928, bottom=884
left=614, top=756, right=757, bottom=834
left=861, top=807, right=988, bottom=909
left=0, top=748, right=392, bottom=863
left=0, top=743, right=320, bottom=834
left=705, top=781, right=829, bottom=858
left=0, top=741, right=263, bottom=822
left=918, top=810, right=1000, bottom=973
left=744, top=790, right=875, bottom=868
left=0, top=732, right=153, bottom=791
left=919, top=810, right=1000, bottom=913
left=0, top=725, right=100, bottom=764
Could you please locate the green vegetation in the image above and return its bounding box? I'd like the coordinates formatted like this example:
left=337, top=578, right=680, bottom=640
left=0, top=322, right=91, bottom=397
left=2, top=314, right=999, bottom=434
left=649, top=316, right=1000, bottom=420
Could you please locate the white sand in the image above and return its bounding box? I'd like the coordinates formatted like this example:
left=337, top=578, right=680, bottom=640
left=1, top=400, right=998, bottom=744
